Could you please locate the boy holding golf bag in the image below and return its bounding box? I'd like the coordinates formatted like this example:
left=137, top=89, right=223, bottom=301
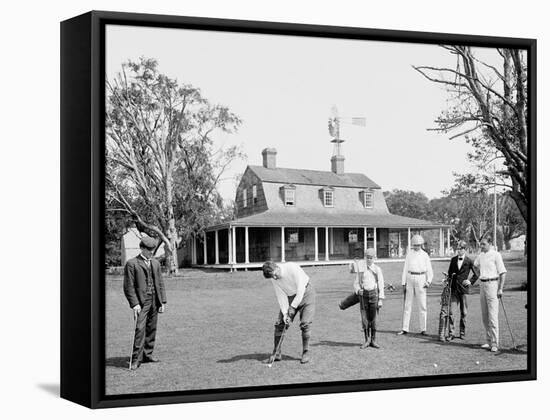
left=338, top=248, right=385, bottom=349
left=262, top=261, right=316, bottom=365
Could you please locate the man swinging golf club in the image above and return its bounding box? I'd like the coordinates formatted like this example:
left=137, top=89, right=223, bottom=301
left=123, top=236, right=167, bottom=370
left=262, top=261, right=316, bottom=364
left=473, top=237, right=507, bottom=352
left=397, top=234, right=433, bottom=336
left=338, top=248, right=384, bottom=349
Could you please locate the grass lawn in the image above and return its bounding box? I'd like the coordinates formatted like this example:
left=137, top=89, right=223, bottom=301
left=105, top=257, right=528, bottom=395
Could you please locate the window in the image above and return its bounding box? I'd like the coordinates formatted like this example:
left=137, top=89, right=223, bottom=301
left=242, top=189, right=247, bottom=208
left=364, top=191, right=374, bottom=208
left=287, top=228, right=299, bottom=243
left=252, top=185, right=257, bottom=204
left=284, top=188, right=295, bottom=206
left=324, top=190, right=334, bottom=207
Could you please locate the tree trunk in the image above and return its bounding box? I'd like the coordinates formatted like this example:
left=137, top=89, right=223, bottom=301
left=165, top=218, right=179, bottom=274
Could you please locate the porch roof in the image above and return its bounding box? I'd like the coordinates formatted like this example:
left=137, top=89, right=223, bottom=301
left=207, top=211, right=450, bottom=230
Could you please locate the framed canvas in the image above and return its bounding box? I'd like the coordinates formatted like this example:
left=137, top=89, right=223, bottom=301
left=60, top=10, right=536, bottom=408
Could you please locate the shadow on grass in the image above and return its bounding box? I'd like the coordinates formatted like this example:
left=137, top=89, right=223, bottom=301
left=311, top=340, right=359, bottom=348
left=217, top=353, right=301, bottom=363
left=106, top=356, right=130, bottom=369
left=493, top=345, right=528, bottom=356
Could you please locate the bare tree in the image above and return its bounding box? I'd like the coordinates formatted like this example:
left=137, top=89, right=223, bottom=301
left=413, top=46, right=528, bottom=222
left=106, top=58, right=242, bottom=273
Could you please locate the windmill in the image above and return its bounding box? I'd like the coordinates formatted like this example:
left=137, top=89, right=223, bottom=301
left=327, top=105, right=366, bottom=156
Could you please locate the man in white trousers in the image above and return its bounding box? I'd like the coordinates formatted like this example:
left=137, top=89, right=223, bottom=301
left=473, top=237, right=507, bottom=352
left=397, top=234, right=433, bottom=336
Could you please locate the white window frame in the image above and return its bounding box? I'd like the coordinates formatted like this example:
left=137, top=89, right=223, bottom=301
left=252, top=185, right=257, bottom=204
left=364, top=191, right=374, bottom=208
left=284, top=188, right=295, bottom=206
left=324, top=190, right=334, bottom=207
left=243, top=189, right=247, bottom=208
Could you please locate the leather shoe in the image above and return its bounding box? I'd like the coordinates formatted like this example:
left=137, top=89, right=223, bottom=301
left=142, top=356, right=160, bottom=363
left=396, top=330, right=408, bottom=336
left=369, top=341, right=380, bottom=349
left=300, top=350, right=311, bottom=364
left=420, top=331, right=428, bottom=336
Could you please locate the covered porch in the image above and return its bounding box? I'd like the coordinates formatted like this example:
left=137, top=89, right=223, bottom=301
left=188, top=224, right=452, bottom=271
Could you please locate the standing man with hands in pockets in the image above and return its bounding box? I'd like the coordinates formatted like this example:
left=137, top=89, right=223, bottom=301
left=124, top=236, right=167, bottom=370
left=262, top=261, right=316, bottom=365
left=473, top=237, right=507, bottom=352
left=397, top=234, right=433, bottom=336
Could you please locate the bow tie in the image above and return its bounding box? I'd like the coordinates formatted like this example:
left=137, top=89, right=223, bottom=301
left=458, top=257, right=464, bottom=261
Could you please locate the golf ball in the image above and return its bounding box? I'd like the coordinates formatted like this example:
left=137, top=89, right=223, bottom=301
left=476, top=361, right=480, bottom=365
left=433, top=363, right=438, bottom=367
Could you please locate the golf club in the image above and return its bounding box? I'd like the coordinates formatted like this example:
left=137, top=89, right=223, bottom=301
left=128, top=312, right=138, bottom=370
left=500, top=297, right=521, bottom=350
left=267, top=322, right=290, bottom=368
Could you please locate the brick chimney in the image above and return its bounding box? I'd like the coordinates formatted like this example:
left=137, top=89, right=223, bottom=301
left=262, top=148, right=277, bottom=169
left=331, top=155, right=345, bottom=175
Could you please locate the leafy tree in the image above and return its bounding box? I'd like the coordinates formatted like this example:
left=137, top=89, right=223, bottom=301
left=414, top=47, right=528, bottom=222
left=383, top=189, right=430, bottom=219
left=498, top=193, right=526, bottom=249
left=106, top=57, right=243, bottom=273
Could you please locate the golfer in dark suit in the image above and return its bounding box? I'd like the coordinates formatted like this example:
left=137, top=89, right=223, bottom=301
left=440, top=240, right=477, bottom=340
left=123, top=236, right=167, bottom=370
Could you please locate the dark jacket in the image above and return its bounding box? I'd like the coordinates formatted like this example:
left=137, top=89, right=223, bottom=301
left=123, top=256, right=167, bottom=308
left=447, top=255, right=477, bottom=295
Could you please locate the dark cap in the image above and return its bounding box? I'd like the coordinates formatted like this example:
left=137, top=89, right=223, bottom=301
left=139, top=236, right=157, bottom=250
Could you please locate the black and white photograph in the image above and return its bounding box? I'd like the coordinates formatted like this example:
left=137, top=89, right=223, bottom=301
left=103, top=20, right=532, bottom=397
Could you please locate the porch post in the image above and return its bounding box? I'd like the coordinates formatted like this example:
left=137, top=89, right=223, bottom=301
left=232, top=226, right=237, bottom=264
left=325, top=226, right=329, bottom=261
left=215, top=230, right=219, bottom=265
left=439, top=228, right=444, bottom=257
left=245, top=226, right=250, bottom=264
left=227, top=227, right=232, bottom=265
left=364, top=227, right=367, bottom=255
left=281, top=226, right=285, bottom=262
left=447, top=228, right=451, bottom=255
left=192, top=233, right=197, bottom=265
left=408, top=227, right=411, bottom=251
left=373, top=227, right=377, bottom=257
left=314, top=227, right=319, bottom=262
left=203, top=232, right=208, bottom=265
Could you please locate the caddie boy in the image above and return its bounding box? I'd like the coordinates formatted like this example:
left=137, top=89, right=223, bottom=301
left=338, top=248, right=385, bottom=349
left=123, top=236, right=167, bottom=370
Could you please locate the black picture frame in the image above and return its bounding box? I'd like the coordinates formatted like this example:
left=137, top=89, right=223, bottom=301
left=60, top=10, right=537, bottom=409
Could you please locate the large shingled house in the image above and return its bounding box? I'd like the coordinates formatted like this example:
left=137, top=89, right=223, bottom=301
left=183, top=147, right=451, bottom=269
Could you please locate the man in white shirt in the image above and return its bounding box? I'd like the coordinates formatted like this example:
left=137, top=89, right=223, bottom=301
left=397, top=234, right=433, bottom=336
left=338, top=248, right=385, bottom=349
left=473, top=237, right=507, bottom=352
left=262, top=261, right=316, bottom=364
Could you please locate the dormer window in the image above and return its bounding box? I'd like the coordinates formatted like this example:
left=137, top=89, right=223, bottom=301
left=243, top=189, right=247, bottom=208
left=281, top=184, right=296, bottom=206
left=320, top=187, right=334, bottom=207
left=362, top=190, right=374, bottom=208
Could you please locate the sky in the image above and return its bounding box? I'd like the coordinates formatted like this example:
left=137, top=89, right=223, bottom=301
left=106, top=25, right=500, bottom=203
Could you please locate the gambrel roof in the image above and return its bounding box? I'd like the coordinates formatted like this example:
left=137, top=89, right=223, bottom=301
left=248, top=165, right=381, bottom=189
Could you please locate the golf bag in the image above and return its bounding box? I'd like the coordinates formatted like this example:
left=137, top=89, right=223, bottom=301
left=438, top=273, right=456, bottom=340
